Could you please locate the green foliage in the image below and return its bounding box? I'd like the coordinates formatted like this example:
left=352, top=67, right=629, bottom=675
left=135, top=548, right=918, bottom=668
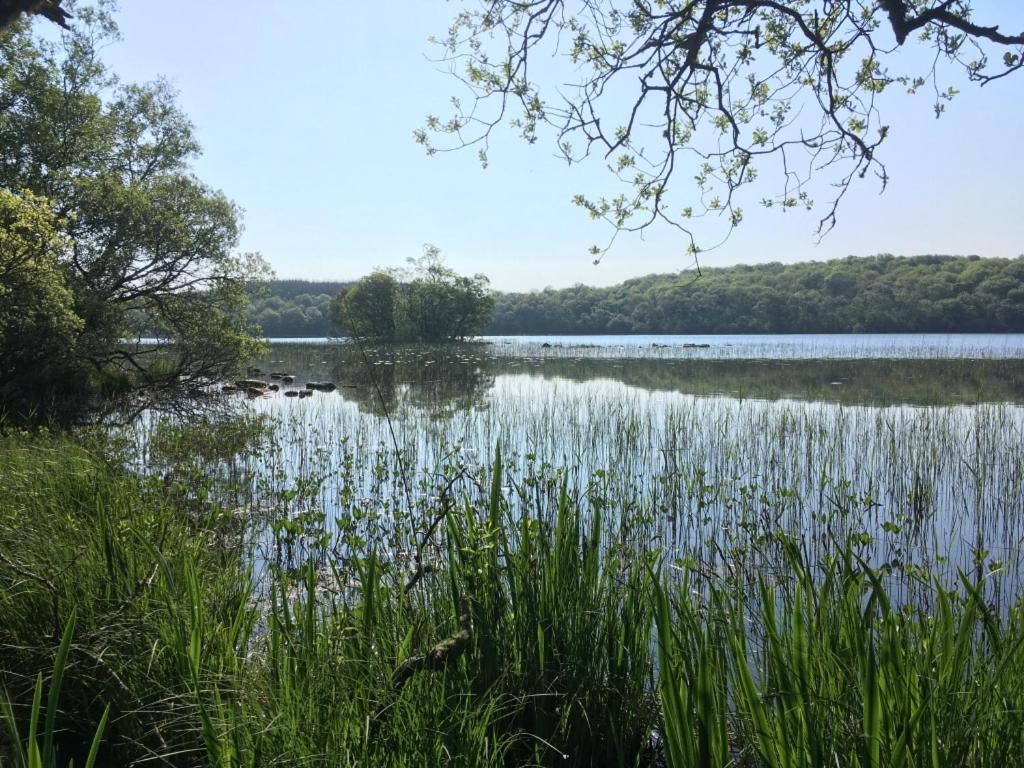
left=0, top=9, right=267, bottom=421
left=655, top=539, right=1024, bottom=767
left=3, top=426, right=1024, bottom=766
left=426, top=2, right=1024, bottom=255
left=0, top=430, right=648, bottom=766
left=247, top=282, right=337, bottom=338
left=0, top=430, right=251, bottom=764
left=1, top=610, right=110, bottom=768
left=488, top=255, right=1024, bottom=334
left=402, top=246, right=494, bottom=342
left=0, top=190, right=83, bottom=410
left=330, top=270, right=399, bottom=341
left=446, top=450, right=655, bottom=764
left=249, top=255, right=1024, bottom=338
left=330, top=247, right=495, bottom=343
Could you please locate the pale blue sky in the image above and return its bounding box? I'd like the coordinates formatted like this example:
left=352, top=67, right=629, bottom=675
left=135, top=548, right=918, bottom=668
left=93, top=2, right=1024, bottom=291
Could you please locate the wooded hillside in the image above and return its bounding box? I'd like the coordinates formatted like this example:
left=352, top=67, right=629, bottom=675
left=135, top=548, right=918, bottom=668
left=252, top=255, right=1024, bottom=337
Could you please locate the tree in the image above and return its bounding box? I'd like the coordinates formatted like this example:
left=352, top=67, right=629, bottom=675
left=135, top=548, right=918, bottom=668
left=0, top=8, right=267, bottom=419
left=421, top=1, right=1024, bottom=260
left=0, top=189, right=83, bottom=411
left=485, top=255, right=1024, bottom=334
left=403, top=246, right=494, bottom=342
left=330, top=271, right=400, bottom=342
left=0, top=0, right=69, bottom=30
left=330, top=250, right=494, bottom=343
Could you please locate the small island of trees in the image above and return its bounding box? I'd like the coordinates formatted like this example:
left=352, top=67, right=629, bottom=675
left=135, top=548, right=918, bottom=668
left=328, top=246, right=494, bottom=343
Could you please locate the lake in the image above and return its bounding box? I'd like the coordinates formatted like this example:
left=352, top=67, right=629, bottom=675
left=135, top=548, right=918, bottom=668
left=269, top=332, right=1024, bottom=359
left=159, top=333, right=1024, bottom=606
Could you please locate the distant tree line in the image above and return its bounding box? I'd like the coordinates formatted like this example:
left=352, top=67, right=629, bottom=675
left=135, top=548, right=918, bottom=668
left=249, top=255, right=1024, bottom=338
left=489, top=255, right=1024, bottom=334
left=248, top=282, right=337, bottom=338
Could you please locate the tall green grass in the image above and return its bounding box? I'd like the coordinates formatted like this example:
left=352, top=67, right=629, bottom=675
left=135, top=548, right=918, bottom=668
left=2, top=430, right=1023, bottom=766
left=0, top=431, right=254, bottom=765
left=655, top=539, right=1024, bottom=767
left=2, top=611, right=110, bottom=768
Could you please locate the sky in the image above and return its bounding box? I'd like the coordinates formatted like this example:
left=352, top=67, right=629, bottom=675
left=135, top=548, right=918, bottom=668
left=84, top=1, right=1024, bottom=291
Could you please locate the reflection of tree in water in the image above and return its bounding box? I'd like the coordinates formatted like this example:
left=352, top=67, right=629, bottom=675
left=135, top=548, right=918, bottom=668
left=329, top=344, right=495, bottom=417
left=502, top=356, right=1024, bottom=407
left=255, top=343, right=1024, bottom=411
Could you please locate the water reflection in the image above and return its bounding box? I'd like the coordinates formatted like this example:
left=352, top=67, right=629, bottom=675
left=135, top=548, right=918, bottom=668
left=220, top=340, right=1024, bottom=603
left=322, top=346, right=495, bottom=416
left=252, top=341, right=1024, bottom=410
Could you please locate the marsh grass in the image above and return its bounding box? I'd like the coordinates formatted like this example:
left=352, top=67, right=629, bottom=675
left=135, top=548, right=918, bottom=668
left=656, top=539, right=1024, bottom=767
left=0, top=434, right=654, bottom=765
left=3, top=337, right=1024, bottom=765
left=2, top=429, right=1023, bottom=766
left=1, top=610, right=110, bottom=768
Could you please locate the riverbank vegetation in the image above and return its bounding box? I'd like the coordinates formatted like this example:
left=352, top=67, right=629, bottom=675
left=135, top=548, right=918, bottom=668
left=2, top=427, right=1023, bottom=766
left=0, top=9, right=265, bottom=424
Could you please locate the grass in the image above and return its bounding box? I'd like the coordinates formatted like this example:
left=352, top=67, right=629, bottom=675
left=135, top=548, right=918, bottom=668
left=222, top=344, right=1024, bottom=607
left=2, top=423, right=1024, bottom=766
left=2, top=610, right=110, bottom=768
left=656, top=539, right=1024, bottom=767
left=2, top=340, right=1024, bottom=765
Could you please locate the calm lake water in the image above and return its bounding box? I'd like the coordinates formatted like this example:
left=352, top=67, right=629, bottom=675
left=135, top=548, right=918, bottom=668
left=253, top=334, right=1024, bottom=406
left=271, top=333, right=1024, bottom=359
left=190, top=334, right=1024, bottom=602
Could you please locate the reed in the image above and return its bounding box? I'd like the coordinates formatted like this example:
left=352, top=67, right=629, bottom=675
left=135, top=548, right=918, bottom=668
left=2, top=333, right=1023, bottom=766
left=653, top=535, right=1024, bottom=767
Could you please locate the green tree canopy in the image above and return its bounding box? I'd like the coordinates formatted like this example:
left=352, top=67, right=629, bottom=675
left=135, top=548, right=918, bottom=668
left=0, top=189, right=83, bottom=410
left=0, top=7, right=267, bottom=419
left=403, top=247, right=494, bottom=342
left=422, top=2, right=1024, bottom=260
left=485, top=254, right=1024, bottom=334
left=330, top=249, right=494, bottom=343
left=330, top=271, right=399, bottom=342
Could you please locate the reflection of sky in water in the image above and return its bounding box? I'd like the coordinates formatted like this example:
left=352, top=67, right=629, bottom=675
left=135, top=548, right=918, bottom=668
left=484, top=333, right=1024, bottom=359
left=245, top=344, right=1024, bottom=600
left=255, top=339, right=1024, bottom=409
left=257, top=333, right=1024, bottom=360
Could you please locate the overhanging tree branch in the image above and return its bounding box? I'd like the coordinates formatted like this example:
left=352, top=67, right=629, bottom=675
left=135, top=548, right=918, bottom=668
left=0, top=0, right=69, bottom=29
left=421, top=1, right=1024, bottom=262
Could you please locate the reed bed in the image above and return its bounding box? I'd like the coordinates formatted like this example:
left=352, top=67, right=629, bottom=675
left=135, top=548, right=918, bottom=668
left=2, top=339, right=1024, bottom=765
left=204, top=358, right=1024, bottom=600
left=482, top=333, right=1024, bottom=361
left=2, top=428, right=1023, bottom=766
